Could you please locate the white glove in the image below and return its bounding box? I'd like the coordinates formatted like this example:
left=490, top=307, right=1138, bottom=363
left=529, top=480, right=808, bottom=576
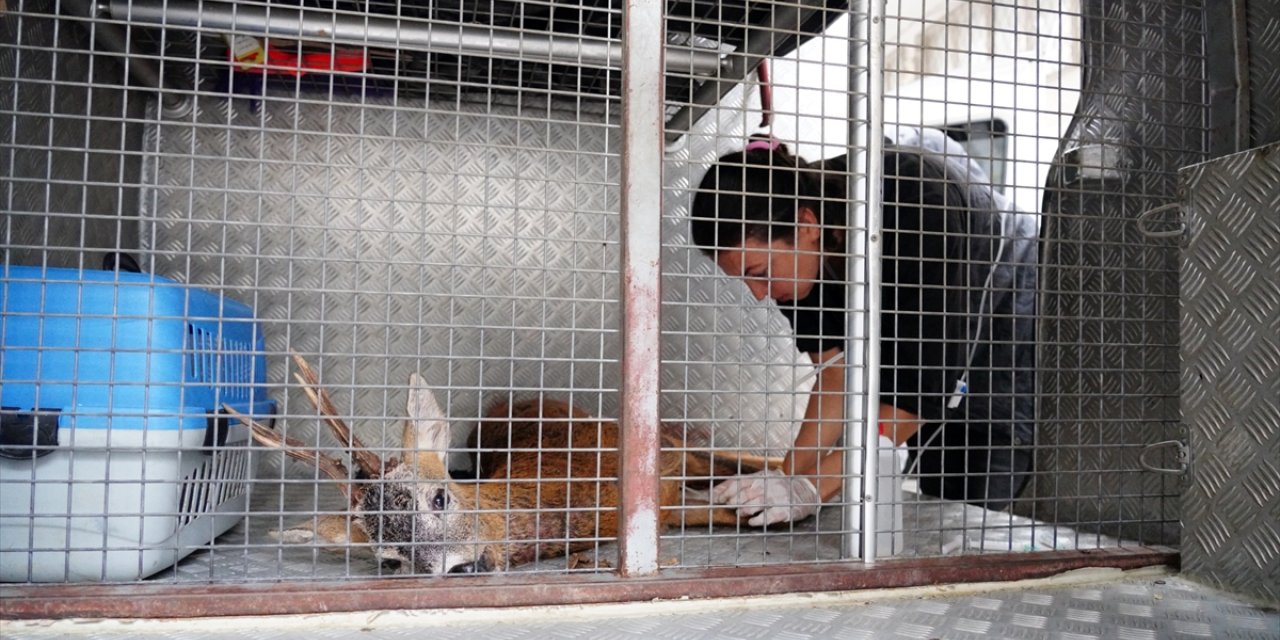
left=712, top=468, right=822, bottom=527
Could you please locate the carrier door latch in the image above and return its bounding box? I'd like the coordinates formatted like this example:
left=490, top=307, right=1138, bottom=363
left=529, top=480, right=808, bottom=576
left=1138, top=439, right=1189, bottom=474
left=204, top=412, right=232, bottom=450
left=0, top=407, right=61, bottom=460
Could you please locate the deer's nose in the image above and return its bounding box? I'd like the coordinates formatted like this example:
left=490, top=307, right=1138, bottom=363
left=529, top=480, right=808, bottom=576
left=447, top=553, right=494, bottom=575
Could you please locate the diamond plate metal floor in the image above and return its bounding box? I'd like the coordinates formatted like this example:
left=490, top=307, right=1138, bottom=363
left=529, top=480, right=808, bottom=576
left=145, top=480, right=1127, bottom=583
left=5, top=573, right=1276, bottom=639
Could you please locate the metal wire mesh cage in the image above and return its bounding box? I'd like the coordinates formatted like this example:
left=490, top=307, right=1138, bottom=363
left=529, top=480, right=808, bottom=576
left=0, top=0, right=1217, bottom=611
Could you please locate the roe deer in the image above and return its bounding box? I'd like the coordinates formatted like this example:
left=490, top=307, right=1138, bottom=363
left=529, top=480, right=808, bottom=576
left=232, top=354, right=765, bottom=575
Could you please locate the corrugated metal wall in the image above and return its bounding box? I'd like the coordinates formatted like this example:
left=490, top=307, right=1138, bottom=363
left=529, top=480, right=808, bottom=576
left=1180, top=0, right=1280, bottom=607
left=137, top=87, right=810, bottom=470
left=1178, top=142, right=1280, bottom=607
left=1018, top=0, right=1207, bottom=546
left=1246, top=2, right=1280, bottom=147
left=2, top=0, right=146, bottom=268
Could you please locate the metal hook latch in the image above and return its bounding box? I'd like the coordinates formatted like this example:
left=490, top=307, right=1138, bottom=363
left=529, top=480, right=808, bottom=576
left=1136, top=203, right=1186, bottom=240
left=1139, top=439, right=1189, bottom=474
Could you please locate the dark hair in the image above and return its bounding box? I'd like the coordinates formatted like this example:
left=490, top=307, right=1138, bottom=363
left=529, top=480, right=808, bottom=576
left=691, top=140, right=988, bottom=256
left=689, top=137, right=846, bottom=256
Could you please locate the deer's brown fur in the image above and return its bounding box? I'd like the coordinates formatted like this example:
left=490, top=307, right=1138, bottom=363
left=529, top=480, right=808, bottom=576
left=234, top=355, right=757, bottom=575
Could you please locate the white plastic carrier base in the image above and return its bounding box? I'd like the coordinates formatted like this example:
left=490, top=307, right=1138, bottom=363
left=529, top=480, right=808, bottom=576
left=858, top=435, right=908, bottom=559
left=0, top=423, right=251, bottom=583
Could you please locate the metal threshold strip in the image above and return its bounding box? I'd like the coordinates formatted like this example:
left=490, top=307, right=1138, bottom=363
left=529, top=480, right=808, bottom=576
left=0, top=547, right=1178, bottom=620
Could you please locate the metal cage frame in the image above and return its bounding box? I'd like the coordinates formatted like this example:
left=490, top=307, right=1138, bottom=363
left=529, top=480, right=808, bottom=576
left=0, top=0, right=1222, bottom=618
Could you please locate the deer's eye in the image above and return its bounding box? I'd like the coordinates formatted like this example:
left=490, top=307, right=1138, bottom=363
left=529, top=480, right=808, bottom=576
left=431, top=488, right=447, bottom=511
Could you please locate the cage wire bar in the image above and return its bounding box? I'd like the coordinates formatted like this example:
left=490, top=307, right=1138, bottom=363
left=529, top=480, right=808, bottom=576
left=616, top=0, right=664, bottom=578
left=843, top=0, right=885, bottom=564
left=1028, top=0, right=1205, bottom=548
left=112, top=0, right=725, bottom=75
left=0, top=0, right=1205, bottom=618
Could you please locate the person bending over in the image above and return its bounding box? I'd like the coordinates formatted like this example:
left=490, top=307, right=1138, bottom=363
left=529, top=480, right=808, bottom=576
left=691, top=136, right=1038, bottom=525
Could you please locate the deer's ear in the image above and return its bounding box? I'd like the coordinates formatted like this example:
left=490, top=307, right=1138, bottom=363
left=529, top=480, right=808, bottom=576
left=404, top=372, right=449, bottom=478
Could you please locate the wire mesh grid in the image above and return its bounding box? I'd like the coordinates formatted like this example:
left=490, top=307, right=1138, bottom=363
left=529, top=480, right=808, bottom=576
left=0, top=0, right=1204, bottom=591
left=664, top=0, right=1110, bottom=567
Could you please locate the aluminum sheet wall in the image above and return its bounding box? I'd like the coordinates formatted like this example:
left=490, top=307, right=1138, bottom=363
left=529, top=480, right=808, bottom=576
left=2, top=1, right=145, bottom=268
left=1020, top=0, right=1208, bottom=545
left=1246, top=2, right=1280, bottom=147
left=1179, top=142, right=1280, bottom=606
left=137, top=86, right=810, bottom=470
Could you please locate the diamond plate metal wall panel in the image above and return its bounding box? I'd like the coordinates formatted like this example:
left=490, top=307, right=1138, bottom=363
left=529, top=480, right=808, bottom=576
left=1248, top=1, right=1280, bottom=147
left=663, top=79, right=817, bottom=457
left=1019, top=0, right=1208, bottom=545
left=2, top=0, right=145, bottom=267
left=1179, top=141, right=1280, bottom=607
left=138, top=85, right=810, bottom=476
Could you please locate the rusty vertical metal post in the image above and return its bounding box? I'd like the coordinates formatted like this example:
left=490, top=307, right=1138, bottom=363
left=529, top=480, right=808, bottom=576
left=617, top=0, right=665, bottom=577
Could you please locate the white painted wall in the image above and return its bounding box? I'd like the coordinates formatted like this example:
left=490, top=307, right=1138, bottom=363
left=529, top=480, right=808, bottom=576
left=751, top=1, right=1082, bottom=213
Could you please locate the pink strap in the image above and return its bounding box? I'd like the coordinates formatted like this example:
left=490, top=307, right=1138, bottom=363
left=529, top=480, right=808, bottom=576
left=744, top=137, right=781, bottom=153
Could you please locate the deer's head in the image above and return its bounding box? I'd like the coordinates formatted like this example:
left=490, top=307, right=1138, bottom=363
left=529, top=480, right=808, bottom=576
left=237, top=356, right=496, bottom=576
left=356, top=373, right=494, bottom=575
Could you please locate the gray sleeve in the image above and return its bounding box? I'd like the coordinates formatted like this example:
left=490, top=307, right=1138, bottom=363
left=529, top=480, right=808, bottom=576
left=884, top=125, right=1036, bottom=220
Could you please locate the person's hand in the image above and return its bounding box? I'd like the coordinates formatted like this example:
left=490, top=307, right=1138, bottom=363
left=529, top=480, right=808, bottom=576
left=711, top=468, right=821, bottom=526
